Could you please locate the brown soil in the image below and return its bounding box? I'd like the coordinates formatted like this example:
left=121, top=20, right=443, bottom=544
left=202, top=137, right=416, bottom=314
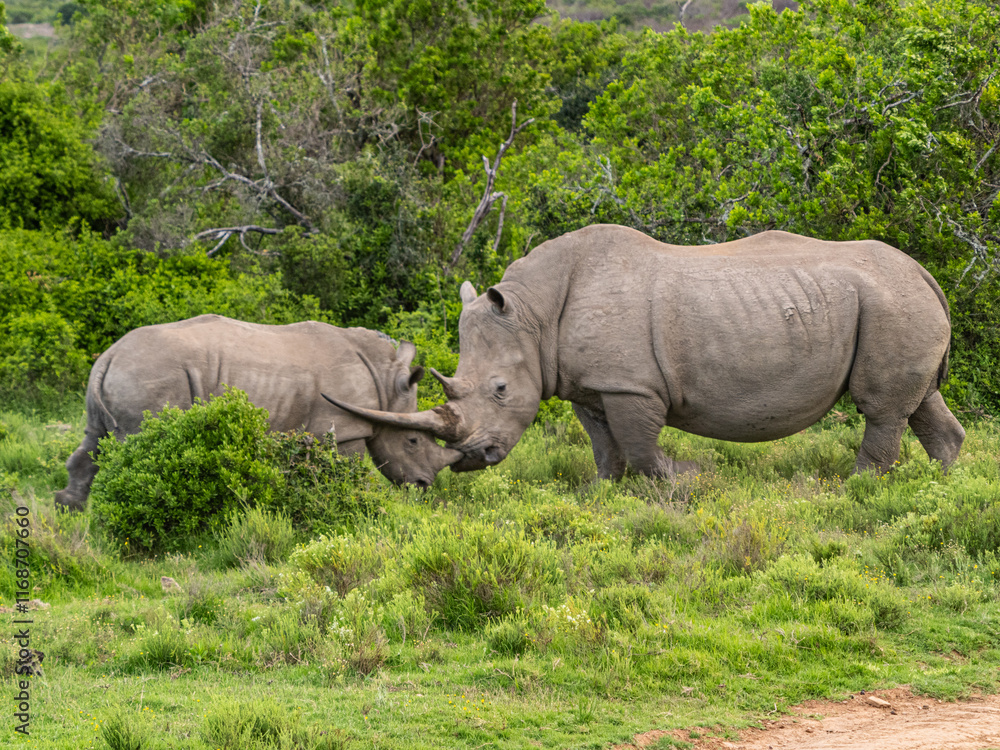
left=612, top=688, right=1000, bottom=750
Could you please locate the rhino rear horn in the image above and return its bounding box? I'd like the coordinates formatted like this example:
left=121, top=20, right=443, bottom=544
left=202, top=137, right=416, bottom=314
left=320, top=393, right=461, bottom=442
left=430, top=368, right=472, bottom=400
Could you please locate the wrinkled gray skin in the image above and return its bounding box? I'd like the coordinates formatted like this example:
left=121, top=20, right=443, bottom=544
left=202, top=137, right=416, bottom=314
left=54, top=315, right=462, bottom=511
left=325, top=225, right=965, bottom=480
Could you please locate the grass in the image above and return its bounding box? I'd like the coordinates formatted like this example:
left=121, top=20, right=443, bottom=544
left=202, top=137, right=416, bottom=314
left=2, top=401, right=1000, bottom=749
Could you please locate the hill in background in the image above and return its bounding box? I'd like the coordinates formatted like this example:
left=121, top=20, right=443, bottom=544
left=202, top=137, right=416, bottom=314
left=549, top=0, right=798, bottom=32
left=7, top=1, right=800, bottom=36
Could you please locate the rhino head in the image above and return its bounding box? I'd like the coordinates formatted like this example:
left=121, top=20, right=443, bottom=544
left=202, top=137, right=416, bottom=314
left=323, top=284, right=545, bottom=472
left=326, top=340, right=465, bottom=487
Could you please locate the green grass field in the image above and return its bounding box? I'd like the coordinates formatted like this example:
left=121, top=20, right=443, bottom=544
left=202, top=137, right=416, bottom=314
left=2, top=401, right=999, bottom=749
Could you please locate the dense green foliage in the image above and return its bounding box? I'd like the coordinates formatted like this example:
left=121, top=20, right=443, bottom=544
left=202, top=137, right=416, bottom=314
left=90, top=389, right=381, bottom=554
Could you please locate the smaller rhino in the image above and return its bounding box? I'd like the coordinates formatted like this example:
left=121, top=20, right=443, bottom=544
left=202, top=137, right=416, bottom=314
left=54, top=315, right=462, bottom=511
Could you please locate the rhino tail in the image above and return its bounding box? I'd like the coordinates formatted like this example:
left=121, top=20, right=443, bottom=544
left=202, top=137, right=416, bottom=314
left=917, top=264, right=950, bottom=390
left=88, top=350, right=119, bottom=434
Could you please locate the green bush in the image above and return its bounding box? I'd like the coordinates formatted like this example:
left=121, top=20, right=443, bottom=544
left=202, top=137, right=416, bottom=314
left=0, top=501, right=103, bottom=600
left=215, top=505, right=297, bottom=568
left=202, top=699, right=348, bottom=750
left=90, top=389, right=384, bottom=555
left=91, top=389, right=282, bottom=555
left=757, top=555, right=908, bottom=631
left=400, top=519, right=566, bottom=630
left=589, top=583, right=653, bottom=631
left=264, top=431, right=383, bottom=536
left=101, top=708, right=159, bottom=750
left=289, top=534, right=388, bottom=598
left=485, top=614, right=533, bottom=655
left=0, top=80, right=116, bottom=232
left=0, top=311, right=89, bottom=398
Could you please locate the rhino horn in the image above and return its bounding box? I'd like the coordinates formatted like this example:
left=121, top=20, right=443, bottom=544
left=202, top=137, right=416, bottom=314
left=429, top=368, right=472, bottom=400
left=460, top=281, right=478, bottom=306
left=321, top=393, right=462, bottom=442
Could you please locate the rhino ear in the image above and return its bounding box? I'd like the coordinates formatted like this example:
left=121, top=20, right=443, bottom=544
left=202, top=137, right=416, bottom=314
left=396, top=340, right=416, bottom=367
left=395, top=366, right=423, bottom=395
left=460, top=281, right=478, bottom=306
left=486, top=287, right=507, bottom=313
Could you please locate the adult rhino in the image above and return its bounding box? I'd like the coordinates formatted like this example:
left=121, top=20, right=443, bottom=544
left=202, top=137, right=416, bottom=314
left=324, top=225, right=965, bottom=479
left=54, top=314, right=462, bottom=510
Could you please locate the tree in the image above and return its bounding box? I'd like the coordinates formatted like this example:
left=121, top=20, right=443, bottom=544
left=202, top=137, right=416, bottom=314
left=0, top=80, right=117, bottom=231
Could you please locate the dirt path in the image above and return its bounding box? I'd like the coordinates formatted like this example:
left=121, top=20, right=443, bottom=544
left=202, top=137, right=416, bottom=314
left=613, top=688, right=1000, bottom=750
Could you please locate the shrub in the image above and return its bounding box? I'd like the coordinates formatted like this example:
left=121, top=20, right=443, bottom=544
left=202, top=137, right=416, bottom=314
left=90, top=389, right=383, bottom=555
left=757, top=555, right=907, bottom=631
left=345, top=623, right=389, bottom=677
left=519, top=498, right=607, bottom=547
left=485, top=614, right=533, bottom=655
left=934, top=583, right=985, bottom=614
left=0, top=499, right=103, bottom=600
left=264, top=432, right=383, bottom=536
left=215, top=505, right=297, bottom=568
left=0, top=311, right=89, bottom=399
left=0, top=80, right=117, bottom=232
left=172, top=578, right=225, bottom=626
left=101, top=708, right=158, bottom=750
left=537, top=598, right=604, bottom=651
left=91, top=389, right=281, bottom=555
left=290, top=534, right=388, bottom=598
left=202, top=699, right=348, bottom=750
left=401, top=519, right=565, bottom=630
left=885, top=476, right=1000, bottom=559
left=589, top=583, right=653, bottom=631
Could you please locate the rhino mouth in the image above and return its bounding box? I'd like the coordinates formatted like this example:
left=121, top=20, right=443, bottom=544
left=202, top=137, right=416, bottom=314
left=449, top=438, right=507, bottom=472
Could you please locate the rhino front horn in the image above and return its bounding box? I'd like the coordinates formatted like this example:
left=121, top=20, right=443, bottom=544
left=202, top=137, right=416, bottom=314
left=321, top=393, right=461, bottom=443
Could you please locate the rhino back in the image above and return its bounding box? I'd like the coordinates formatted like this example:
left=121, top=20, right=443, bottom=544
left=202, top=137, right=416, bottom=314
left=97, top=315, right=390, bottom=436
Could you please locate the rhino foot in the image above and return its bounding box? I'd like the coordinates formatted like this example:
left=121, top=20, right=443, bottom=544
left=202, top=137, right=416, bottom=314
left=53, top=489, right=87, bottom=513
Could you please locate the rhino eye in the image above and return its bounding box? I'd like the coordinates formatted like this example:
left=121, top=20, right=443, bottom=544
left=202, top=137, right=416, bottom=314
left=408, top=437, right=418, bottom=445
left=496, top=383, right=507, bottom=393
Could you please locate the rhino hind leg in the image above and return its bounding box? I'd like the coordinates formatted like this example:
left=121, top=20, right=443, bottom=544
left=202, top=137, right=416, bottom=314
left=854, top=416, right=908, bottom=475
left=600, top=393, right=697, bottom=479
left=907, top=391, right=965, bottom=472
left=54, top=434, right=101, bottom=512
left=573, top=403, right=628, bottom=480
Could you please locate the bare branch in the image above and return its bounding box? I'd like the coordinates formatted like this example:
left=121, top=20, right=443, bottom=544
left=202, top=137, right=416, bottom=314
left=975, top=137, right=998, bottom=174
left=255, top=98, right=270, bottom=185
left=874, top=141, right=895, bottom=191
left=934, top=71, right=997, bottom=112
left=492, top=193, right=508, bottom=254
left=193, top=225, right=282, bottom=256
left=448, top=100, right=534, bottom=270
left=942, top=214, right=999, bottom=286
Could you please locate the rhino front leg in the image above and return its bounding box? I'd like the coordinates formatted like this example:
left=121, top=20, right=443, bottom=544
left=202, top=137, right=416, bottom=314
left=907, top=391, right=965, bottom=472
left=54, top=433, right=101, bottom=512
left=572, top=403, right=627, bottom=480
left=601, top=393, right=696, bottom=479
